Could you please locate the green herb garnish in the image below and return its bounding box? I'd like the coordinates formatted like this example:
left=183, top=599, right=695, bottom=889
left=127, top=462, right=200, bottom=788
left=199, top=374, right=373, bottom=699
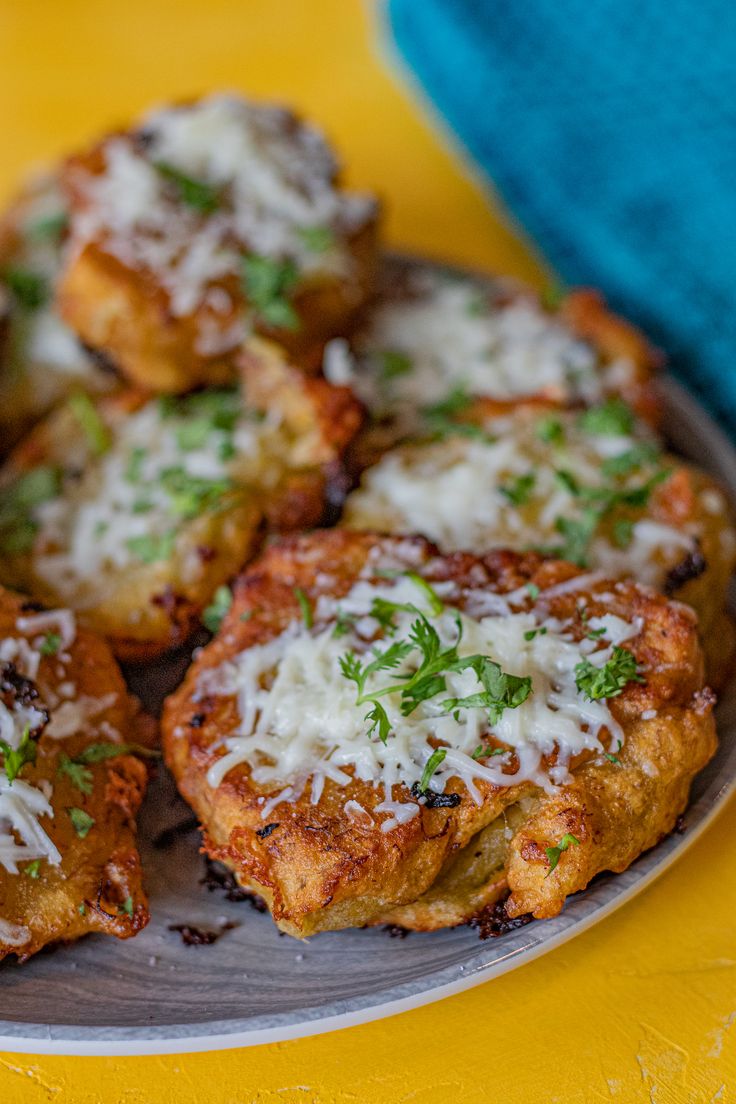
left=67, top=807, right=95, bottom=839
left=25, top=211, right=68, bottom=242
left=39, top=632, right=61, bottom=656
left=604, top=739, right=624, bottom=765
left=416, top=747, right=447, bottom=794
left=499, top=472, right=536, bottom=506
left=297, top=225, right=335, bottom=253
left=154, top=161, right=220, bottom=213
left=524, top=627, right=547, bottom=641
left=58, top=754, right=93, bottom=795
left=23, top=859, right=41, bottom=879
left=574, top=645, right=644, bottom=701
left=118, top=896, right=134, bottom=917
left=379, top=350, right=413, bottom=381
left=242, top=255, right=300, bottom=331
left=0, top=466, right=61, bottom=554
left=578, top=398, right=634, bottom=437
left=68, top=393, right=111, bottom=455
left=203, top=585, right=232, bottom=633
left=545, top=833, right=580, bottom=875
left=293, top=587, right=313, bottom=629
left=125, top=530, right=176, bottom=564
left=0, top=725, right=37, bottom=784
left=536, top=416, right=566, bottom=446
left=3, top=266, right=48, bottom=309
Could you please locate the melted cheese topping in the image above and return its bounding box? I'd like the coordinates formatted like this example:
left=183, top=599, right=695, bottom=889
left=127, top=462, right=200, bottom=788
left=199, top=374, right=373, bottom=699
left=29, top=389, right=288, bottom=600
left=199, top=575, right=636, bottom=831
left=345, top=408, right=698, bottom=586
left=0, top=607, right=81, bottom=875
left=323, top=270, right=635, bottom=424
left=69, top=93, right=375, bottom=338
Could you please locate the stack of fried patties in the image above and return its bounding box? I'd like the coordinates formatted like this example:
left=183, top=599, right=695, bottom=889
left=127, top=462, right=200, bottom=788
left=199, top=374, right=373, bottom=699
left=0, top=93, right=732, bottom=958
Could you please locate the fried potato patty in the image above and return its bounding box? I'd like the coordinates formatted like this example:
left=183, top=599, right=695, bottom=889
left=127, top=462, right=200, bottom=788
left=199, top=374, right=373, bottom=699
left=0, top=342, right=362, bottom=659
left=162, top=530, right=715, bottom=937
left=344, top=401, right=736, bottom=684
left=323, top=255, right=661, bottom=466
left=57, top=93, right=380, bottom=393
left=0, top=172, right=113, bottom=451
left=0, top=585, right=149, bottom=961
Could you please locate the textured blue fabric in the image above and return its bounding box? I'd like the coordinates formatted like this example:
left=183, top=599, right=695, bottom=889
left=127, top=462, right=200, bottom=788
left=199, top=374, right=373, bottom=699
left=386, top=0, right=736, bottom=432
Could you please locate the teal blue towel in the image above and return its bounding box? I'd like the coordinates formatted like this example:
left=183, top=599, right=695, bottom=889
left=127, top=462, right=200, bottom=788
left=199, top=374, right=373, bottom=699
left=386, top=0, right=736, bottom=431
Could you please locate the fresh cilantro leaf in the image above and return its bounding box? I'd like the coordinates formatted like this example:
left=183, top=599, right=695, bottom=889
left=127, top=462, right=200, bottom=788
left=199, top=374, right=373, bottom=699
left=524, top=627, right=547, bottom=641
left=203, top=585, right=232, bottom=633
left=297, top=225, right=335, bottom=253
left=586, top=625, right=607, bottom=640
left=536, top=415, right=566, bottom=445
left=604, top=739, right=624, bottom=765
left=578, top=398, right=634, bottom=437
left=499, top=472, right=536, bottom=506
left=293, top=587, right=313, bottom=629
left=68, top=393, right=111, bottom=455
left=526, top=583, right=540, bottom=601
left=550, top=508, right=600, bottom=567
left=23, top=859, right=41, bottom=878
left=160, top=466, right=234, bottom=519
left=554, top=468, right=582, bottom=496
left=39, top=632, right=61, bottom=656
left=416, top=747, right=447, bottom=794
left=67, top=807, right=95, bottom=839
left=242, top=255, right=300, bottom=331
left=0, top=725, right=37, bottom=784
left=471, top=745, right=507, bottom=761
left=332, top=609, right=357, bottom=638
left=75, top=741, right=159, bottom=764
left=125, top=530, right=176, bottom=564
left=601, top=441, right=660, bottom=478
left=365, top=701, right=391, bottom=745
left=545, top=833, right=580, bottom=875
left=0, top=466, right=61, bottom=554
left=124, top=446, right=147, bottom=484
left=613, top=517, right=634, bottom=548
left=443, top=656, right=532, bottom=725
left=3, top=266, right=48, bottom=309
left=77, top=902, right=86, bottom=916
left=404, top=572, right=444, bottom=615
left=58, top=753, right=93, bottom=795
left=575, top=645, right=645, bottom=700
left=118, top=896, right=134, bottom=917
left=154, top=161, right=220, bottom=213
left=379, top=350, right=412, bottom=381
left=25, top=211, right=68, bottom=241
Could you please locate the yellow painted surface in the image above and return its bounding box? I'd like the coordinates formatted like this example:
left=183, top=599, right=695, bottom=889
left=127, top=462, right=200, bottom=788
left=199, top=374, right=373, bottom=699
left=0, top=2, right=734, bottom=1100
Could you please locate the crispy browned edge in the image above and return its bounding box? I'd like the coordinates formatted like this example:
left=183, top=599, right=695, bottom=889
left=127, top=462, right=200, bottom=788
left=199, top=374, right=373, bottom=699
left=0, top=584, right=151, bottom=962
left=56, top=122, right=381, bottom=393
left=0, top=349, right=363, bottom=662
left=162, top=529, right=716, bottom=937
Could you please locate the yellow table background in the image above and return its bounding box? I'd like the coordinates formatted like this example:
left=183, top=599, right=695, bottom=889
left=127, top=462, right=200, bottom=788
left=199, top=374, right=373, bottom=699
left=0, top=2, right=734, bottom=1100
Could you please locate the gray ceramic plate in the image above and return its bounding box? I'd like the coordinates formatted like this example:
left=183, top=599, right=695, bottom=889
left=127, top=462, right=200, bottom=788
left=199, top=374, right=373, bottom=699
left=1, top=365, right=735, bottom=1055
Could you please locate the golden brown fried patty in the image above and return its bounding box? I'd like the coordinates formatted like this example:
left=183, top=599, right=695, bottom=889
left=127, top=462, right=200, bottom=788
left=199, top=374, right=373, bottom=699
left=0, top=342, right=362, bottom=660
left=57, top=94, right=380, bottom=392
left=0, top=172, right=113, bottom=451
left=162, top=530, right=715, bottom=937
left=329, top=256, right=662, bottom=470
left=0, top=585, right=149, bottom=961
left=343, top=401, right=736, bottom=686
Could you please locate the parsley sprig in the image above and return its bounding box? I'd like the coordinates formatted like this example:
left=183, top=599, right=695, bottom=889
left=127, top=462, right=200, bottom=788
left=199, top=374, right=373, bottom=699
left=242, top=255, right=300, bottom=331
left=0, top=725, right=38, bottom=784
left=574, top=646, right=644, bottom=700
left=545, top=832, right=580, bottom=875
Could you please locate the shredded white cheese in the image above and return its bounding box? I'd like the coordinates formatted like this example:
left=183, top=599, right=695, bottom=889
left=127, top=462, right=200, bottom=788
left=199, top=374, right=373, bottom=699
left=323, top=269, right=635, bottom=423
left=68, top=93, right=375, bottom=339
left=345, top=407, right=698, bottom=587
left=199, top=575, right=634, bottom=830
left=30, top=389, right=288, bottom=599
